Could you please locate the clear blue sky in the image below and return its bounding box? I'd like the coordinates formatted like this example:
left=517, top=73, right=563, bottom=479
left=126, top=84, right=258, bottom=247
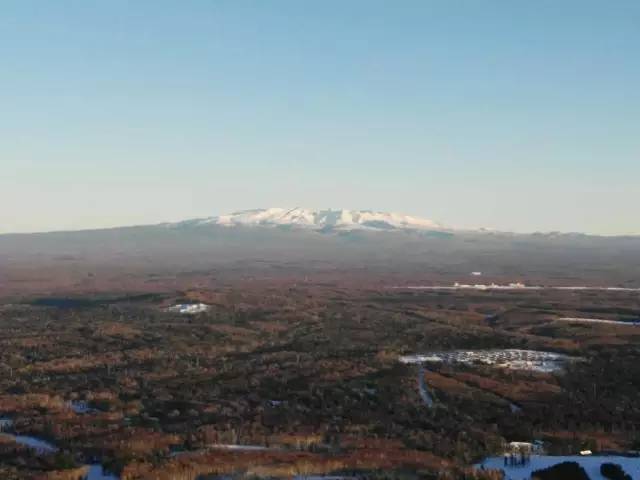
left=2, top=1, right=638, bottom=234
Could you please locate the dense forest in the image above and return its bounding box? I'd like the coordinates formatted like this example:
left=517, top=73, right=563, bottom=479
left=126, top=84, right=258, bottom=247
left=0, top=285, right=639, bottom=479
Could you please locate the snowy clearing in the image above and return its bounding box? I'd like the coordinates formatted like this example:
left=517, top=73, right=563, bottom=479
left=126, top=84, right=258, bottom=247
left=400, top=349, right=572, bottom=373
left=477, top=455, right=640, bottom=480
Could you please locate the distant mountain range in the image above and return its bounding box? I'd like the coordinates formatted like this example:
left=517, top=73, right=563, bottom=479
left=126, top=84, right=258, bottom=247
left=176, top=208, right=447, bottom=233
left=2, top=208, right=637, bottom=237
left=1, top=207, right=640, bottom=296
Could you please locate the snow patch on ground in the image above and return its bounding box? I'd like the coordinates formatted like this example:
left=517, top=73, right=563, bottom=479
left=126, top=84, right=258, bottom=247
left=170, top=444, right=271, bottom=458
left=207, top=444, right=269, bottom=451
left=557, top=317, right=640, bottom=326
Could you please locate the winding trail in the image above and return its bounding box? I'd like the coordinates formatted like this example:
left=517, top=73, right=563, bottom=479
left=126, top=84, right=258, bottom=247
left=0, top=418, right=118, bottom=480
left=0, top=433, right=57, bottom=454
left=417, top=365, right=434, bottom=408
left=407, top=365, right=522, bottom=414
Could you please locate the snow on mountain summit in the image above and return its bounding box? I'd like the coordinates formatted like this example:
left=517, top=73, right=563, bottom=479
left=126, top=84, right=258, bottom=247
left=194, top=208, right=445, bottom=232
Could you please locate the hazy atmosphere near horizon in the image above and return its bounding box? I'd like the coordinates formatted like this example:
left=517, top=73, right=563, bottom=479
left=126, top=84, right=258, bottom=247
left=2, top=1, right=639, bottom=235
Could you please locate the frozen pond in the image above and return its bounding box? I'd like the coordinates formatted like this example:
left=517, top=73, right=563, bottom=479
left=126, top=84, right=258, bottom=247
left=477, top=455, right=640, bottom=480
left=400, top=349, right=572, bottom=373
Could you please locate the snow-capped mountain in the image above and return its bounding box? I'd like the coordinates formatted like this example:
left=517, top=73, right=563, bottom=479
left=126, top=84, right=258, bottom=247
left=187, top=208, right=446, bottom=232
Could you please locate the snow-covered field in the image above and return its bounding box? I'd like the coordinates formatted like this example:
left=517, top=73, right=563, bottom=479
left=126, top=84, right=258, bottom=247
left=400, top=349, right=571, bottom=373
left=477, top=455, right=640, bottom=480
